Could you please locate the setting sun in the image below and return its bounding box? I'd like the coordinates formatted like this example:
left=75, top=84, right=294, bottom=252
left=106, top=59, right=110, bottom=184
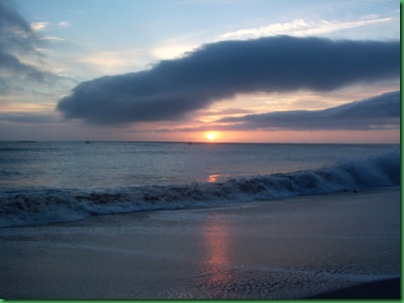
left=207, top=132, right=217, bottom=141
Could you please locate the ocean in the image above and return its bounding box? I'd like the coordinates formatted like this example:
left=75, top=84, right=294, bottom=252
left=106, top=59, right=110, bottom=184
left=0, top=141, right=399, bottom=228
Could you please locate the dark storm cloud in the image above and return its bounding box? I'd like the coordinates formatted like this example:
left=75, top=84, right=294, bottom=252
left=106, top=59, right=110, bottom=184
left=163, top=91, right=400, bottom=132
left=0, top=0, right=60, bottom=94
left=57, top=35, right=399, bottom=125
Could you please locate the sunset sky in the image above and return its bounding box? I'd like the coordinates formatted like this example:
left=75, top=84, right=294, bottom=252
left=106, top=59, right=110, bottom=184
left=0, top=0, right=400, bottom=143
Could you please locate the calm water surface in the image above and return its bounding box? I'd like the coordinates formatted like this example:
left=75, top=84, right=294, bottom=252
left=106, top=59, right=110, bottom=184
left=0, top=141, right=398, bottom=189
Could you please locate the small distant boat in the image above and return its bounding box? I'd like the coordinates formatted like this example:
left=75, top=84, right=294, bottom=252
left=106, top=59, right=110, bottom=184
left=85, top=140, right=91, bottom=144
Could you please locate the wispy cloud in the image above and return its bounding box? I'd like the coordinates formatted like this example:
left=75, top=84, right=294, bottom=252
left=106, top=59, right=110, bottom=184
left=78, top=49, right=154, bottom=74
left=31, top=20, right=71, bottom=32
left=57, top=36, right=399, bottom=125
left=197, top=108, right=254, bottom=117
left=221, top=17, right=393, bottom=39
left=0, top=112, right=59, bottom=124
left=42, top=35, right=65, bottom=42
left=30, top=21, right=50, bottom=32
left=58, top=21, right=70, bottom=28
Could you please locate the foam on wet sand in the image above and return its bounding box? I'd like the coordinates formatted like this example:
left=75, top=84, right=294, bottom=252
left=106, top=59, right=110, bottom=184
left=0, top=189, right=400, bottom=299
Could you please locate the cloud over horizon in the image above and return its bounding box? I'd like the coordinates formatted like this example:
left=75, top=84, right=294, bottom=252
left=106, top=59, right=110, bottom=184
left=158, top=91, right=400, bottom=132
left=218, top=90, right=400, bottom=131
left=57, top=35, right=399, bottom=125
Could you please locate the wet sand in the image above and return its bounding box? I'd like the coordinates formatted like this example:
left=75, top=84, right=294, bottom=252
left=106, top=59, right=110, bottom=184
left=0, top=189, right=400, bottom=299
left=308, top=277, right=400, bottom=299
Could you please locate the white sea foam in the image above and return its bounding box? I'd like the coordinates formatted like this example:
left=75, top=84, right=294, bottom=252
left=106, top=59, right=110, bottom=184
left=0, top=152, right=399, bottom=228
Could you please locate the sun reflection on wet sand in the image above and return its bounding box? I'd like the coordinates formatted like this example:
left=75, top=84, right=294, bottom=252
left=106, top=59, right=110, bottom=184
left=202, top=215, right=232, bottom=290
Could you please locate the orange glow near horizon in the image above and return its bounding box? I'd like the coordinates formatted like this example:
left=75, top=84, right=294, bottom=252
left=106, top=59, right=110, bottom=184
left=206, top=131, right=218, bottom=141
left=189, top=129, right=399, bottom=144
left=120, top=123, right=400, bottom=144
left=207, top=174, right=220, bottom=182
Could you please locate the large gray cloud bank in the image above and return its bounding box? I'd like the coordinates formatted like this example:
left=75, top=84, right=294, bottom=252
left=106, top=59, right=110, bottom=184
left=57, top=36, right=399, bottom=125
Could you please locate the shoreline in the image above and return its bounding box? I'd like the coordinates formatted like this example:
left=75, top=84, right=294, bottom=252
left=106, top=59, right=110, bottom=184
left=0, top=189, right=400, bottom=299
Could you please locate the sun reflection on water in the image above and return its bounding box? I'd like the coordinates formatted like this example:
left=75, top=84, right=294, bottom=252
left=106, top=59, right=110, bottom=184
left=207, top=174, right=221, bottom=183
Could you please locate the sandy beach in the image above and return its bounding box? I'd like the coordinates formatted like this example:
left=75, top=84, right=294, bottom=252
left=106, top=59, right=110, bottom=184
left=0, top=189, right=400, bottom=299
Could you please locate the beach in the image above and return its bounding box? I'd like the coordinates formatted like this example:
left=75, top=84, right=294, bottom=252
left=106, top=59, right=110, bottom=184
left=0, top=189, right=400, bottom=299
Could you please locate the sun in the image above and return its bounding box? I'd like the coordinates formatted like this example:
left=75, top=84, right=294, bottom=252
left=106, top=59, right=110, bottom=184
left=206, top=132, right=217, bottom=141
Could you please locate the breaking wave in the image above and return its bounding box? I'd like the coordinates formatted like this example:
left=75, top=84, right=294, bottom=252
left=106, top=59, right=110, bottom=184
left=0, top=152, right=399, bottom=228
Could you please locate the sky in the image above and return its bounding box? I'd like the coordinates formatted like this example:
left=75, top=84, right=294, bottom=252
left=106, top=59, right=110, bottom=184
left=0, top=0, right=400, bottom=143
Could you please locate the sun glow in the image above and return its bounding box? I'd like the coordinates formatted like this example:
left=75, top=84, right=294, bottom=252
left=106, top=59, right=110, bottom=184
left=206, top=132, right=217, bottom=141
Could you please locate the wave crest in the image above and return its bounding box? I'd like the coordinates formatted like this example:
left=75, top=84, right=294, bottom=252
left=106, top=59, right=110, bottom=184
left=0, top=152, right=399, bottom=228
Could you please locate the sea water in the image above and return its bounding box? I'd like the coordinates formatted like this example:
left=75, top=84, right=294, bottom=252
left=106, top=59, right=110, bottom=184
left=0, top=141, right=399, bottom=227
